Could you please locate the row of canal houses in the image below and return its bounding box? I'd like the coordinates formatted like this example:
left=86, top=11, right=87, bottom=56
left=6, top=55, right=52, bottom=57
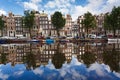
left=0, top=11, right=114, bottom=38
left=0, top=42, right=119, bottom=68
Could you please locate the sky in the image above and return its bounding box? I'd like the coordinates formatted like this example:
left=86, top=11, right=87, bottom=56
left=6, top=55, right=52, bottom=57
left=0, top=0, right=120, bottom=21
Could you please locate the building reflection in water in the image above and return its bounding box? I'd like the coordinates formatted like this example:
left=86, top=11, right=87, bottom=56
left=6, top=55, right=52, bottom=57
left=0, top=42, right=120, bottom=71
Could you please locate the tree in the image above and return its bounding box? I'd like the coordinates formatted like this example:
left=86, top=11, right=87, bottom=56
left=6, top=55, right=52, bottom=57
left=23, top=10, right=35, bottom=39
left=51, top=11, right=65, bottom=37
left=104, top=6, right=120, bottom=37
left=52, top=43, right=66, bottom=69
left=103, top=13, right=111, bottom=35
left=82, top=12, right=96, bottom=37
left=102, top=49, right=120, bottom=72
left=81, top=52, right=96, bottom=67
left=0, top=16, right=5, bottom=36
left=0, top=53, right=7, bottom=64
left=23, top=52, right=36, bottom=70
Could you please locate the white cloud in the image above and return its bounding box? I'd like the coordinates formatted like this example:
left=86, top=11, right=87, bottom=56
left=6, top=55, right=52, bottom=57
left=33, top=68, right=43, bottom=75
left=31, top=0, right=42, bottom=3
left=24, top=2, right=38, bottom=10
left=45, top=1, right=56, bottom=9
left=71, top=0, right=120, bottom=20
left=0, top=9, right=7, bottom=15
left=46, top=59, right=55, bottom=70
left=22, top=0, right=120, bottom=21
left=0, top=73, right=9, bottom=80
left=88, top=62, right=107, bottom=77
left=70, top=55, right=82, bottom=65
left=71, top=69, right=87, bottom=80
left=23, top=0, right=42, bottom=11
left=113, top=71, right=120, bottom=78
left=14, top=71, right=24, bottom=76
left=59, top=69, right=66, bottom=77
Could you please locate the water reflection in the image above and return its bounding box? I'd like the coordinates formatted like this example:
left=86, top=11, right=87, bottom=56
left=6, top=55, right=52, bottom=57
left=103, top=49, right=120, bottom=72
left=52, top=43, right=66, bottom=69
left=0, top=42, right=120, bottom=80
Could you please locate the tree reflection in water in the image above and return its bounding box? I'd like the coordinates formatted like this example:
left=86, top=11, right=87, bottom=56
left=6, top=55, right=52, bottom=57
left=103, top=49, right=120, bottom=72
left=0, top=53, right=7, bottom=64
left=24, top=52, right=36, bottom=70
left=81, top=51, right=96, bottom=67
left=52, top=43, right=66, bottom=69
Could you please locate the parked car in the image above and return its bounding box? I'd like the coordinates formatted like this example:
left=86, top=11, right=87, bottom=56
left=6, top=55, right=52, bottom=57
left=88, top=34, right=96, bottom=39
left=96, top=35, right=107, bottom=39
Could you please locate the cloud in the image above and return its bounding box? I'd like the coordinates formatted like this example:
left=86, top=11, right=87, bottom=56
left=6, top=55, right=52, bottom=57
left=23, top=0, right=42, bottom=11
left=88, top=62, right=108, bottom=77
left=14, top=71, right=24, bottom=76
left=71, top=69, right=87, bottom=80
left=23, top=2, right=38, bottom=10
left=71, top=0, right=120, bottom=20
left=70, top=55, right=82, bottom=65
left=0, top=9, right=7, bottom=15
left=0, top=73, right=9, bottom=80
left=59, top=69, right=66, bottom=77
left=22, top=0, right=120, bottom=21
left=46, top=59, right=55, bottom=70
left=31, top=0, right=42, bottom=3
left=33, top=68, right=43, bottom=75
left=44, top=1, right=56, bottom=9
left=113, top=72, right=120, bottom=78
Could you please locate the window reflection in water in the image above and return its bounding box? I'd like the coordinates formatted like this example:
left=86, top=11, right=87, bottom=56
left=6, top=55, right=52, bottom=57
left=0, top=42, right=120, bottom=71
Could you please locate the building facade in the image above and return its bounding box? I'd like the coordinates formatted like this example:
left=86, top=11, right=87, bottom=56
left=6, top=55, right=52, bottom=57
left=1, top=11, right=118, bottom=38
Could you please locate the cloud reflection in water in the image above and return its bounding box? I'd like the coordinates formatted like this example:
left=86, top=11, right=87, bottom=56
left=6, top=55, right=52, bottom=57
left=0, top=56, right=120, bottom=80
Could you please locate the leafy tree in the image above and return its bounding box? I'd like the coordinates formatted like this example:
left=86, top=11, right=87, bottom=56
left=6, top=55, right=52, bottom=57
left=102, top=49, right=120, bottom=72
left=52, top=43, right=66, bottom=69
left=23, top=10, right=35, bottom=39
left=0, top=16, right=5, bottom=36
left=0, top=53, right=7, bottom=64
left=82, top=12, right=96, bottom=37
left=24, top=52, right=36, bottom=70
left=81, top=52, right=96, bottom=67
left=52, top=52, right=66, bottom=69
left=104, top=6, right=120, bottom=37
left=51, top=11, right=65, bottom=37
left=103, top=13, right=111, bottom=35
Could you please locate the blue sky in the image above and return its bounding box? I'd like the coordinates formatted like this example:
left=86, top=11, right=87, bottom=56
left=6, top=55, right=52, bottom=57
left=0, top=0, right=120, bottom=20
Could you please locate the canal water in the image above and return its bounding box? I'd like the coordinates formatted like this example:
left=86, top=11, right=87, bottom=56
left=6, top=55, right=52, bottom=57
left=0, top=42, right=120, bottom=80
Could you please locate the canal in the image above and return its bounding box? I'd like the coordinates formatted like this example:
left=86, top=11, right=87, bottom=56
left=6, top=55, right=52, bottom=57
left=0, top=42, right=120, bottom=80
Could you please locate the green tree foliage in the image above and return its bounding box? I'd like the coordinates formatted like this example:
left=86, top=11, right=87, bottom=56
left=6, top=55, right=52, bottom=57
left=102, top=49, right=120, bottom=72
left=81, top=52, right=96, bottom=67
left=23, top=10, right=35, bottom=38
left=82, top=12, right=96, bottom=37
left=104, top=13, right=111, bottom=35
left=0, top=16, right=5, bottom=36
left=24, top=52, right=36, bottom=70
left=0, top=53, right=7, bottom=64
left=52, top=43, right=66, bottom=69
left=52, top=52, right=66, bottom=69
left=104, top=6, right=120, bottom=37
left=51, top=11, right=65, bottom=37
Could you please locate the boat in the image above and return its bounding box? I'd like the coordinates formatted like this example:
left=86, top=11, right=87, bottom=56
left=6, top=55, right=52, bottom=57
left=46, top=39, right=54, bottom=43
left=0, top=39, right=7, bottom=44
left=108, top=38, right=120, bottom=43
left=108, top=38, right=120, bottom=42
left=27, top=39, right=40, bottom=43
